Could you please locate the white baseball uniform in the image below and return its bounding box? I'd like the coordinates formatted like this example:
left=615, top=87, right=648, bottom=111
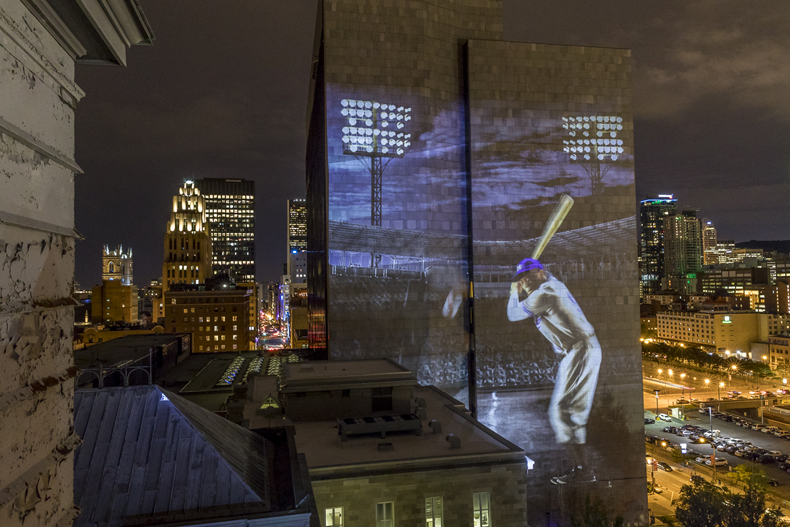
left=507, top=274, right=601, bottom=444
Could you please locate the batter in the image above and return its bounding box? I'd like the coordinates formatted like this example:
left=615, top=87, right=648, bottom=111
left=507, top=257, right=601, bottom=484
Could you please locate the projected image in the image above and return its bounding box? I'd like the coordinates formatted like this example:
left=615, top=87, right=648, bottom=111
left=326, top=90, right=471, bottom=400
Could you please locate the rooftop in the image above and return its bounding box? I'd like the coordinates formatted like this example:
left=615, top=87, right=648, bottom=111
left=73, top=386, right=292, bottom=527
left=74, top=333, right=189, bottom=369
left=282, top=358, right=414, bottom=392
left=292, top=383, right=524, bottom=477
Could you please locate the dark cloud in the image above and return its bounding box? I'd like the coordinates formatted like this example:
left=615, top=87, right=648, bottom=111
left=74, top=1, right=790, bottom=288
left=505, top=1, right=790, bottom=242
left=75, top=0, right=316, bottom=287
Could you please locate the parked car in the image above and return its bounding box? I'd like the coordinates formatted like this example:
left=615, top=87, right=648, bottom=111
left=658, top=413, right=673, bottom=422
left=768, top=479, right=779, bottom=487
left=663, top=426, right=678, bottom=433
left=751, top=424, right=762, bottom=430
left=706, top=458, right=728, bottom=467
left=758, top=455, right=776, bottom=464
left=695, top=457, right=708, bottom=464
left=645, top=417, right=656, bottom=424
left=768, top=450, right=782, bottom=456
left=657, top=461, right=673, bottom=472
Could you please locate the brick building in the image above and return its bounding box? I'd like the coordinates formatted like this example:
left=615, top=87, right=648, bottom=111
left=165, top=287, right=254, bottom=352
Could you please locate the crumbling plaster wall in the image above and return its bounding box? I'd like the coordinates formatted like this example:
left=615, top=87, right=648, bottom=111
left=0, top=2, right=83, bottom=526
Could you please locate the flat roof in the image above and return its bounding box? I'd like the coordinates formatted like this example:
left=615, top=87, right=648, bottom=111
left=292, top=384, right=524, bottom=476
left=282, top=359, right=416, bottom=392
left=74, top=333, right=189, bottom=369
left=157, top=351, right=262, bottom=394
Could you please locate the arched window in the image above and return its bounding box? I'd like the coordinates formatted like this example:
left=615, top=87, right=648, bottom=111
left=108, top=262, right=115, bottom=273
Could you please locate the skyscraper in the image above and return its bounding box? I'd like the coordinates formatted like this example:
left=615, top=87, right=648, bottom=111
left=287, top=198, right=307, bottom=282
left=306, top=0, right=645, bottom=522
left=287, top=198, right=307, bottom=251
left=703, top=220, right=718, bottom=265
left=664, top=209, right=703, bottom=281
left=195, top=178, right=256, bottom=282
left=162, top=181, right=212, bottom=292
left=639, top=195, right=678, bottom=297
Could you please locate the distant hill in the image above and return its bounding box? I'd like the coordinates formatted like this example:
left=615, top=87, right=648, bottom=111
left=735, top=240, right=790, bottom=254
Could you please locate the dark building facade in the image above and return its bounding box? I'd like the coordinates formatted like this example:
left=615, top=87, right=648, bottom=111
left=639, top=195, right=678, bottom=297
left=195, top=178, right=256, bottom=282
left=305, top=0, right=646, bottom=523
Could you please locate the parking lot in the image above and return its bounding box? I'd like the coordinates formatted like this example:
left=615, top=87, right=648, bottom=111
left=645, top=408, right=790, bottom=493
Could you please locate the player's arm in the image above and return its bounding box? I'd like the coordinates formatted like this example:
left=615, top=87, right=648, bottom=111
left=507, top=283, right=530, bottom=322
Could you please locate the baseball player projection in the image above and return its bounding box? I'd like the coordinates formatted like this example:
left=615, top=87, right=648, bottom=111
left=506, top=194, right=602, bottom=484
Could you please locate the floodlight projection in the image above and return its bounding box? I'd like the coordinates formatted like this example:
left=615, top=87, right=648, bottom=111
left=340, top=99, right=412, bottom=228
left=562, top=115, right=624, bottom=195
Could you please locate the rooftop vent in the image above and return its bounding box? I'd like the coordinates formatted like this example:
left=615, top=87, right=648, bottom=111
left=416, top=407, right=427, bottom=420
left=337, top=414, right=422, bottom=441
left=428, top=420, right=442, bottom=434
left=446, top=433, right=461, bottom=449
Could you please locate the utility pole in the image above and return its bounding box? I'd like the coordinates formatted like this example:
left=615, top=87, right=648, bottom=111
left=655, top=389, right=660, bottom=416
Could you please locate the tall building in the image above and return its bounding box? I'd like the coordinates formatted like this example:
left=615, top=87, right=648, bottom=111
left=664, top=209, right=703, bottom=291
left=162, top=181, right=213, bottom=292
left=287, top=198, right=307, bottom=253
left=195, top=178, right=255, bottom=282
left=102, top=244, right=133, bottom=285
left=702, top=220, right=718, bottom=265
left=639, top=195, right=678, bottom=297
left=287, top=198, right=307, bottom=281
left=305, top=0, right=646, bottom=523
left=0, top=1, right=152, bottom=526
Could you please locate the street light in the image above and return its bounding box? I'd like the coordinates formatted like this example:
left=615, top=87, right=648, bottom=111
left=681, top=373, right=687, bottom=397
left=719, top=381, right=724, bottom=400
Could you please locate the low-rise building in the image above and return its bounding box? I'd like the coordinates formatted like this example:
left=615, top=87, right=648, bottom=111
left=165, top=286, right=255, bottom=352
left=73, top=386, right=316, bottom=527
left=769, top=336, right=790, bottom=371
left=229, top=359, right=529, bottom=527
left=657, top=310, right=790, bottom=358
left=91, top=279, right=139, bottom=324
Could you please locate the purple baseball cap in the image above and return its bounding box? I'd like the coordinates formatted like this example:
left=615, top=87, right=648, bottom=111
left=512, top=258, right=543, bottom=281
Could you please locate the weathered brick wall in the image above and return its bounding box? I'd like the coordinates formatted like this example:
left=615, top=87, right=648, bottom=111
left=0, top=2, right=82, bottom=525
left=311, top=462, right=527, bottom=527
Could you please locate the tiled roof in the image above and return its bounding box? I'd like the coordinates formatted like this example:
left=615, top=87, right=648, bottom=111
left=73, top=385, right=274, bottom=526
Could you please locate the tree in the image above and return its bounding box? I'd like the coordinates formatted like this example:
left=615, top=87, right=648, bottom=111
left=675, top=471, right=782, bottom=527
left=675, top=480, right=727, bottom=527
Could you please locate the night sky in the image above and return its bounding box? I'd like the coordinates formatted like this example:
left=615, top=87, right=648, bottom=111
left=74, top=0, right=790, bottom=288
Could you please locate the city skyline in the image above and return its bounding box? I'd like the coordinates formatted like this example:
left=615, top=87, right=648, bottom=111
left=74, top=0, right=790, bottom=286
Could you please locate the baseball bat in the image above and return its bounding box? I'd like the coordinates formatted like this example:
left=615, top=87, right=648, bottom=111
left=531, top=194, right=574, bottom=259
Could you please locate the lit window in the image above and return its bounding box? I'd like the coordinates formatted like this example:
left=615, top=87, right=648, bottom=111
left=377, top=502, right=394, bottom=527
left=425, top=497, right=442, bottom=527
left=473, top=493, right=491, bottom=527
left=326, top=507, right=343, bottom=527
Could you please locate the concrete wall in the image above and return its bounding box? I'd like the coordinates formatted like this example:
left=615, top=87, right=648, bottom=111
left=1, top=1, right=150, bottom=525
left=0, top=2, right=83, bottom=524
left=311, top=462, right=526, bottom=527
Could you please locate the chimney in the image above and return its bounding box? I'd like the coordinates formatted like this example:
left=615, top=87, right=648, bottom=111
left=446, top=433, right=461, bottom=449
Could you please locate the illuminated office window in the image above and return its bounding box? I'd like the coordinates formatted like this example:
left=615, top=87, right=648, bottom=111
left=326, top=507, right=343, bottom=527
left=425, top=497, right=442, bottom=527
left=473, top=493, right=491, bottom=527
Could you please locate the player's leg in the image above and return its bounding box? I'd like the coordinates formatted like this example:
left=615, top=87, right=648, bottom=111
left=565, top=338, right=602, bottom=443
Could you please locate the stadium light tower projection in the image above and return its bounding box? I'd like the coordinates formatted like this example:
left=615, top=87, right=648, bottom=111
left=340, top=98, right=412, bottom=227
left=563, top=115, right=624, bottom=195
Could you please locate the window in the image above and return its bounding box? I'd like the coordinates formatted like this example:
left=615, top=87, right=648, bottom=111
left=473, top=492, right=491, bottom=527
left=377, top=502, right=394, bottom=527
left=233, top=316, right=238, bottom=322
left=326, top=507, right=343, bottom=527
left=222, top=316, right=226, bottom=322
left=425, top=497, right=442, bottom=527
